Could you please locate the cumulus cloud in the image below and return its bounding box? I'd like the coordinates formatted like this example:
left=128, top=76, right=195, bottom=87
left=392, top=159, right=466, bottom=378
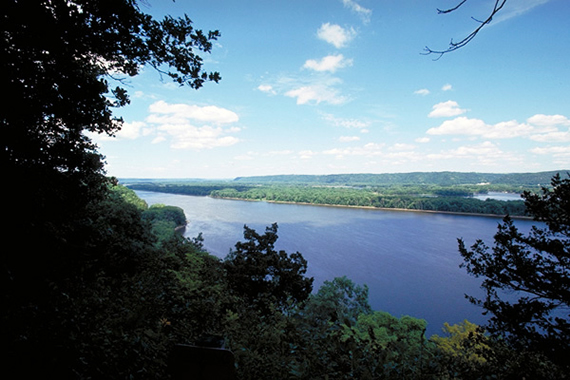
left=530, top=130, right=570, bottom=143
left=530, top=145, right=570, bottom=157
left=317, top=23, right=356, bottom=48
left=427, top=117, right=534, bottom=139
left=95, top=121, right=147, bottom=141
left=149, top=100, right=238, bottom=125
left=146, top=101, right=240, bottom=150
left=285, top=83, right=347, bottom=105
left=428, top=100, right=467, bottom=118
left=442, top=83, right=453, bottom=91
left=414, top=88, right=430, bottom=96
left=298, top=150, right=318, bottom=159
left=303, top=54, right=353, bottom=73
left=257, top=84, right=276, bottom=94
left=341, top=0, right=372, bottom=23
left=427, top=114, right=570, bottom=141
left=527, top=114, right=570, bottom=127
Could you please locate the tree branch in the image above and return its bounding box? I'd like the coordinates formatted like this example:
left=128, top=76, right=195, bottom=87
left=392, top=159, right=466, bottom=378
left=424, top=0, right=508, bottom=60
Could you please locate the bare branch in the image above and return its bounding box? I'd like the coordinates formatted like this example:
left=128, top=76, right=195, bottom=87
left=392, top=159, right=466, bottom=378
left=437, top=0, right=468, bottom=14
left=424, top=0, right=507, bottom=60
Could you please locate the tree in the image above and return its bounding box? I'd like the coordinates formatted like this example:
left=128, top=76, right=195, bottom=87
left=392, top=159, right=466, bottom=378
left=290, top=277, right=373, bottom=379
left=224, top=223, right=314, bottom=314
left=424, top=0, right=507, bottom=59
left=2, top=1, right=221, bottom=377
left=459, top=173, right=570, bottom=367
left=2, top=0, right=220, bottom=218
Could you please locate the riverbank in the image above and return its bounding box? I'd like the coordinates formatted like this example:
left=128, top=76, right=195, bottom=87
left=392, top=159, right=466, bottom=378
left=210, top=195, right=532, bottom=219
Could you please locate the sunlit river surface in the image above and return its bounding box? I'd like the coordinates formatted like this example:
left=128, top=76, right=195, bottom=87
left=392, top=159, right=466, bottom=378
left=136, top=190, right=535, bottom=336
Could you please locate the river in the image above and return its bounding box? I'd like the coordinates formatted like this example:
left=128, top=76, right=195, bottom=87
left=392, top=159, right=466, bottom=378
left=136, top=190, right=536, bottom=337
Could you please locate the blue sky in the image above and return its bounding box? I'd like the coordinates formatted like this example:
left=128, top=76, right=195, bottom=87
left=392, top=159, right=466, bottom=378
left=91, top=0, right=570, bottom=179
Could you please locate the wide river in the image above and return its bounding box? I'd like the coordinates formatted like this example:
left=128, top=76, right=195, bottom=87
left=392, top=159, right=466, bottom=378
left=136, top=190, right=534, bottom=337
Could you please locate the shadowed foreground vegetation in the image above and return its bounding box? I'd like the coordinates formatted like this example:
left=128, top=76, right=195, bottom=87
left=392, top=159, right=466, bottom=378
left=10, top=183, right=568, bottom=378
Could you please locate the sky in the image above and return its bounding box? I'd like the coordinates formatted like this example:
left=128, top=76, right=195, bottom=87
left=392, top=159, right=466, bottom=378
left=89, top=0, right=570, bottom=179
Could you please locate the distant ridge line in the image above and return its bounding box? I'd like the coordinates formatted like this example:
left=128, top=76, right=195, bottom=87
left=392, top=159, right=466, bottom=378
left=232, top=170, right=568, bottom=186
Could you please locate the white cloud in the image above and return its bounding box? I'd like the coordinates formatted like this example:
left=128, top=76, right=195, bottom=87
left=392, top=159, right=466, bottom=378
left=146, top=101, right=240, bottom=150
left=151, top=135, right=166, bottom=144
left=103, top=121, right=148, bottom=141
left=527, top=114, right=570, bottom=127
left=298, top=150, right=317, bottom=159
left=341, top=0, right=372, bottom=23
left=389, top=143, right=416, bottom=151
left=321, top=112, right=371, bottom=129
left=304, top=54, right=353, bottom=73
left=257, top=84, right=276, bottom=95
left=87, top=121, right=149, bottom=142
left=494, top=0, right=550, bottom=24
left=149, top=100, right=238, bottom=125
left=317, top=23, right=356, bottom=48
left=531, top=145, right=570, bottom=156
left=285, top=83, right=347, bottom=105
left=428, top=100, right=467, bottom=118
left=427, top=116, right=567, bottom=140
left=323, top=142, right=385, bottom=158
left=529, top=145, right=570, bottom=168
left=428, top=141, right=521, bottom=167
left=414, top=88, right=430, bottom=96
left=339, top=136, right=361, bottom=142
left=415, top=137, right=430, bottom=143
left=530, top=130, right=570, bottom=143
left=234, top=152, right=256, bottom=161
left=442, top=83, right=453, bottom=91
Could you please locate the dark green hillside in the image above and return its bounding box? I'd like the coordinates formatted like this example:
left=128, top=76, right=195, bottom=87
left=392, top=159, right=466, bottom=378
left=233, top=170, right=567, bottom=187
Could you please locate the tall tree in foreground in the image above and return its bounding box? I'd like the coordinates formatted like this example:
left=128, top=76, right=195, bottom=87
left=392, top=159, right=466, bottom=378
left=459, top=173, right=570, bottom=367
left=2, top=0, right=220, bottom=377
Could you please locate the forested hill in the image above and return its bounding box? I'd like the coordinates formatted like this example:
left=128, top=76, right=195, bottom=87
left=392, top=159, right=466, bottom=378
left=233, top=170, right=566, bottom=186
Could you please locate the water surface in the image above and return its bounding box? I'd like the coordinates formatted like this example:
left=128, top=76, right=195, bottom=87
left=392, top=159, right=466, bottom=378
left=137, top=191, right=536, bottom=336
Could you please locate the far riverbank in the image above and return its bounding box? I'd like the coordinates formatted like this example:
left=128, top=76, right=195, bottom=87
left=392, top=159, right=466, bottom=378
left=209, top=195, right=531, bottom=220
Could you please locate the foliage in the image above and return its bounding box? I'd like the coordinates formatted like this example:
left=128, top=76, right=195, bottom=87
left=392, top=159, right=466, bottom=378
left=459, top=173, right=570, bottom=368
left=224, top=223, right=314, bottom=314
left=431, top=320, right=489, bottom=365
left=129, top=178, right=539, bottom=216
left=210, top=185, right=526, bottom=216
left=113, top=184, right=149, bottom=210
left=339, top=311, right=432, bottom=379
left=2, top=0, right=220, bottom=377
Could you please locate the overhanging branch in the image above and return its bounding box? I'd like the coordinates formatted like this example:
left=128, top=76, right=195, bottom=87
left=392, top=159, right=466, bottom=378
left=424, top=0, right=507, bottom=60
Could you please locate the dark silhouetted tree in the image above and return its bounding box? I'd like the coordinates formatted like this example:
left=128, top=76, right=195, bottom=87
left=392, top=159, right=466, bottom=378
left=2, top=0, right=220, bottom=377
left=459, top=173, right=570, bottom=367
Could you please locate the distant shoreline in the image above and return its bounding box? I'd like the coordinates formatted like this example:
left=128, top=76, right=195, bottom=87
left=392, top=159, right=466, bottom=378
left=209, top=195, right=532, bottom=220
